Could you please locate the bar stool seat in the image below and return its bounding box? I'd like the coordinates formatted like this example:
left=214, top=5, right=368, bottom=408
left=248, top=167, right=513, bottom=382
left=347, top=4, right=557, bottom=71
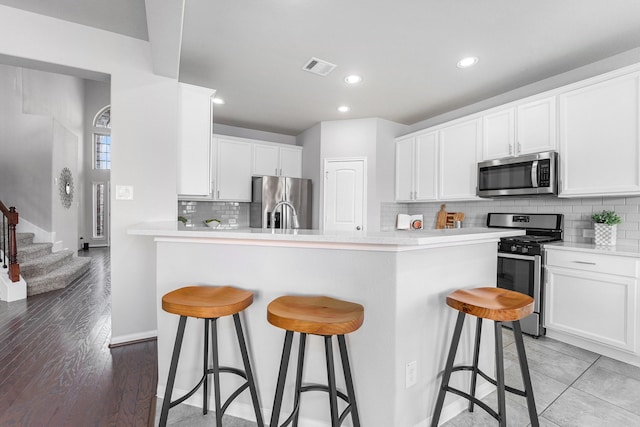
left=159, top=285, right=264, bottom=427
left=268, top=295, right=364, bottom=427
left=432, top=287, right=539, bottom=427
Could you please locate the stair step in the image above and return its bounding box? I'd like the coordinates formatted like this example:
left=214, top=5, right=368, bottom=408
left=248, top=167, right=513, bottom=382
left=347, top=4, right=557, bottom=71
left=27, top=256, right=92, bottom=296
left=21, top=250, right=75, bottom=280
left=16, top=242, right=53, bottom=263
left=0, top=232, right=34, bottom=247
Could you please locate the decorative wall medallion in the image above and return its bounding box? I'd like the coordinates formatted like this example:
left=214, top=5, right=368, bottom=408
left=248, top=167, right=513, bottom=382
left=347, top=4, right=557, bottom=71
left=59, top=167, right=74, bottom=209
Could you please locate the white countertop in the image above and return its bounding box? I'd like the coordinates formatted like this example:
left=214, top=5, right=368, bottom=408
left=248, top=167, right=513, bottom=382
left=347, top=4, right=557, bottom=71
left=128, top=221, right=525, bottom=250
left=544, top=241, right=640, bottom=258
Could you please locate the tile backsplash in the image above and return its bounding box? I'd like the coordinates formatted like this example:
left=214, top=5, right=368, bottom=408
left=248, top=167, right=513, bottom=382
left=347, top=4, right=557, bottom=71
left=178, top=201, right=249, bottom=228
left=382, top=196, right=640, bottom=250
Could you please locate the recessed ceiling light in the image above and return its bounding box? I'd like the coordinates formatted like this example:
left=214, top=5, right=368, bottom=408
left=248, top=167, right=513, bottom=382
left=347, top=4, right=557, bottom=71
left=344, top=75, right=363, bottom=85
left=212, top=97, right=225, bottom=105
left=338, top=106, right=350, bottom=113
left=457, top=56, right=478, bottom=68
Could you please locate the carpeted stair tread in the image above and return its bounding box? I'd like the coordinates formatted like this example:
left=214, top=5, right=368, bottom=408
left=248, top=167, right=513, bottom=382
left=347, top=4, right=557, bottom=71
left=27, top=256, right=92, bottom=296
left=0, top=232, right=34, bottom=247
left=21, top=250, right=75, bottom=280
left=16, top=242, right=53, bottom=263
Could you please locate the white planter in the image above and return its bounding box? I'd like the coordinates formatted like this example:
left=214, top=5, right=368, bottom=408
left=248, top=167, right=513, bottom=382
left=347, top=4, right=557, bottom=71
left=594, top=223, right=617, bottom=246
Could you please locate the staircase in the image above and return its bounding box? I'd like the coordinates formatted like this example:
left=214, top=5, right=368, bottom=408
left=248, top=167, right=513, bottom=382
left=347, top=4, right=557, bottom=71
left=14, top=232, right=91, bottom=296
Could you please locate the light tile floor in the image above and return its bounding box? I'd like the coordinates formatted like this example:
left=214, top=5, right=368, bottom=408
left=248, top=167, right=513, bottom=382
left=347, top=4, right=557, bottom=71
left=155, top=328, right=640, bottom=426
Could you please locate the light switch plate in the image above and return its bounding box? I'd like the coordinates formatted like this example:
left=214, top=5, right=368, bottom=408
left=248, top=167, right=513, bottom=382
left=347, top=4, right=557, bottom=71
left=405, top=360, right=417, bottom=388
left=116, top=185, right=134, bottom=200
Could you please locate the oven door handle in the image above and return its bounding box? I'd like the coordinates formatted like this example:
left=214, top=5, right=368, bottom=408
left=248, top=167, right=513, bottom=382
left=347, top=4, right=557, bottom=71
left=498, top=252, right=537, bottom=261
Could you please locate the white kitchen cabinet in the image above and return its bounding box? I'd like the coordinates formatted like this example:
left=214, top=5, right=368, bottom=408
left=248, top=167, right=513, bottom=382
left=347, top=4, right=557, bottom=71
left=439, top=118, right=481, bottom=200
left=214, top=137, right=252, bottom=201
left=545, top=247, right=639, bottom=354
left=252, top=142, right=302, bottom=178
left=558, top=71, right=640, bottom=197
left=481, top=96, right=556, bottom=160
left=177, top=83, right=214, bottom=197
left=394, top=132, right=438, bottom=202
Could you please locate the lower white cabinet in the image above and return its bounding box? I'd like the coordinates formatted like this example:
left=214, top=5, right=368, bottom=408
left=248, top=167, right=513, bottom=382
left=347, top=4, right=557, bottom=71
left=544, top=247, right=639, bottom=354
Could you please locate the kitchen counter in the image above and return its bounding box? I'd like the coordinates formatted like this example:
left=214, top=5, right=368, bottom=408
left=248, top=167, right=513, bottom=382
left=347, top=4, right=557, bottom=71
left=545, top=241, right=640, bottom=258
left=131, top=222, right=524, bottom=426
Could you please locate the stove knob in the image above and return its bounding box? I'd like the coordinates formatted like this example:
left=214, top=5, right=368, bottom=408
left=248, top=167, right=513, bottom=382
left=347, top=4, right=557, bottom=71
left=522, top=247, right=529, bottom=254
left=511, top=245, right=517, bottom=252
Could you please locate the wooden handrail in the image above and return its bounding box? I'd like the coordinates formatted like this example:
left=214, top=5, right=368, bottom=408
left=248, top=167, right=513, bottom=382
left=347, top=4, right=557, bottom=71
left=0, top=200, right=20, bottom=282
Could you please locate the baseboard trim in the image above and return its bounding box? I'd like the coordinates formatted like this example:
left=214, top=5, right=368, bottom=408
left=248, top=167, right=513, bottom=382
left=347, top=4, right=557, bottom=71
left=109, top=330, right=158, bottom=348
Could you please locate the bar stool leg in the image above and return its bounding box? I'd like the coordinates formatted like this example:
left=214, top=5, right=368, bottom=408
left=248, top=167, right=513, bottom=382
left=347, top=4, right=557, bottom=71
left=431, top=311, right=466, bottom=427
left=203, top=318, right=210, bottom=415
left=211, top=317, right=223, bottom=426
left=233, top=313, right=265, bottom=427
left=337, top=334, right=360, bottom=427
left=512, top=321, right=539, bottom=427
left=271, top=330, right=294, bottom=427
left=468, top=318, right=483, bottom=412
left=324, top=336, right=340, bottom=427
left=159, top=315, right=187, bottom=427
left=292, top=333, right=307, bottom=427
left=494, top=321, right=506, bottom=427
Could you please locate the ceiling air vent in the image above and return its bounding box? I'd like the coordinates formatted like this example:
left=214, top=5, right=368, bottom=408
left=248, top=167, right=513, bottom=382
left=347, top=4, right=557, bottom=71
left=302, top=57, right=337, bottom=76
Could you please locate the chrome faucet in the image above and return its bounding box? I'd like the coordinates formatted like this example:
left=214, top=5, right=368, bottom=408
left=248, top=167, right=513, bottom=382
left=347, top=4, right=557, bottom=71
left=270, top=201, right=300, bottom=229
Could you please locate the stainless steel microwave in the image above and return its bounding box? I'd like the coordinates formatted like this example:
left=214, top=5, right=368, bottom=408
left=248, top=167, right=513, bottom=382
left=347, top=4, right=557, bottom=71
left=477, top=151, right=558, bottom=197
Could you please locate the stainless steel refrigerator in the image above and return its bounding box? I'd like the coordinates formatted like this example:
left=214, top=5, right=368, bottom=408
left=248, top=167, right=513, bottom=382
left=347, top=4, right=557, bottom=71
left=250, top=176, right=312, bottom=229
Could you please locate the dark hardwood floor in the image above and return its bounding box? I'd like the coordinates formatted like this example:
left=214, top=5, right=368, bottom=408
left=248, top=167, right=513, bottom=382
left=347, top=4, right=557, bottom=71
left=0, top=247, right=157, bottom=427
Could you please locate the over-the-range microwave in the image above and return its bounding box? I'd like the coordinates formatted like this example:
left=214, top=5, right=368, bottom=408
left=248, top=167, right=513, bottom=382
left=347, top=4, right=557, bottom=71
left=477, top=151, right=558, bottom=198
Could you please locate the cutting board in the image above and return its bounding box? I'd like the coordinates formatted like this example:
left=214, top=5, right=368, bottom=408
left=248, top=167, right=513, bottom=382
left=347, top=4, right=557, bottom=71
left=436, top=204, right=465, bottom=229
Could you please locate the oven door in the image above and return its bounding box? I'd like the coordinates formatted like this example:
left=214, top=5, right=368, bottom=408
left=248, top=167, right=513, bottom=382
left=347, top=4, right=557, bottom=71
left=497, top=252, right=541, bottom=311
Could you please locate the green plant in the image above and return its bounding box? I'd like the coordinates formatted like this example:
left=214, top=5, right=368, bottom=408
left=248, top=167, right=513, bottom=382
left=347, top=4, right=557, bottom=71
left=178, top=216, right=188, bottom=224
left=204, top=218, right=221, bottom=223
left=591, top=210, right=622, bottom=225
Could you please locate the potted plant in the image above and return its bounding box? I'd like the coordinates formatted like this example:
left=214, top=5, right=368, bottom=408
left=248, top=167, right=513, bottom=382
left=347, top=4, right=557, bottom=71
left=591, top=210, right=622, bottom=246
left=204, top=218, right=221, bottom=228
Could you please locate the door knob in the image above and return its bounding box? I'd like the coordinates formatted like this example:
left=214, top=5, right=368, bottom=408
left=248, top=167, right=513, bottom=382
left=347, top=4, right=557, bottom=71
left=356, top=226, right=361, bottom=230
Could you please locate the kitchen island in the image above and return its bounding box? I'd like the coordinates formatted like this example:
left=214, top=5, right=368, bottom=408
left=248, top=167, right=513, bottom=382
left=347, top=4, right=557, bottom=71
left=129, top=223, right=524, bottom=426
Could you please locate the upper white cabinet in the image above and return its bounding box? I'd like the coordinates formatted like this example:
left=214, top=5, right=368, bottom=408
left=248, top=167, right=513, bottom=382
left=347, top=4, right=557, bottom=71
left=177, top=83, right=214, bottom=197
left=252, top=143, right=302, bottom=178
left=482, top=96, right=556, bottom=160
left=214, top=137, right=252, bottom=201
left=439, top=118, right=481, bottom=200
left=394, top=132, right=438, bottom=202
left=545, top=247, right=639, bottom=355
left=558, top=71, right=640, bottom=197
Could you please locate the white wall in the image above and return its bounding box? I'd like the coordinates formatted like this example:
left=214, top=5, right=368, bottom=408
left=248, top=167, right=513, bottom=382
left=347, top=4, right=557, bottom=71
left=51, top=121, right=79, bottom=251
left=0, top=6, right=178, bottom=343
left=297, top=122, right=321, bottom=228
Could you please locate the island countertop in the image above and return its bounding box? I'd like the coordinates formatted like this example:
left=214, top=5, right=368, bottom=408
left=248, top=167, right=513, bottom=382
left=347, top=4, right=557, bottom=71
left=128, top=221, right=525, bottom=250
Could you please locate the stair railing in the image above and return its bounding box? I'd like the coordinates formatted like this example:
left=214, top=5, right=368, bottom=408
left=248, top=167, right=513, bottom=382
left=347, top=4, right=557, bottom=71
left=0, top=200, right=20, bottom=282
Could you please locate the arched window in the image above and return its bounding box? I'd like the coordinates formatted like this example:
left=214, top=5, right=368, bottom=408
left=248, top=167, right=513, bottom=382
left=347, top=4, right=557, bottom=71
left=93, top=106, right=111, bottom=170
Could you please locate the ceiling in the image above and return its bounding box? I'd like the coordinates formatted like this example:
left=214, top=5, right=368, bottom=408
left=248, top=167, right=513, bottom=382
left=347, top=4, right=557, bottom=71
left=3, top=1, right=640, bottom=136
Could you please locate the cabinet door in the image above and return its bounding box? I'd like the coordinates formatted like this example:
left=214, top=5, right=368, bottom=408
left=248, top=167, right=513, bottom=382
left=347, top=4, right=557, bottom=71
left=559, top=72, right=640, bottom=197
left=252, top=144, right=279, bottom=176
left=395, top=137, right=415, bottom=201
left=216, top=138, right=252, bottom=201
left=439, top=119, right=481, bottom=200
left=482, top=108, right=514, bottom=160
left=177, top=83, right=213, bottom=196
left=414, top=131, right=438, bottom=200
left=516, top=96, right=556, bottom=155
left=279, top=146, right=302, bottom=178
left=545, top=265, right=637, bottom=352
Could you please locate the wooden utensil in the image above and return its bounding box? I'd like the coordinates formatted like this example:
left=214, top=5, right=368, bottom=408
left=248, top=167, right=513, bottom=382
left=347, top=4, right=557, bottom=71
left=436, top=204, right=448, bottom=229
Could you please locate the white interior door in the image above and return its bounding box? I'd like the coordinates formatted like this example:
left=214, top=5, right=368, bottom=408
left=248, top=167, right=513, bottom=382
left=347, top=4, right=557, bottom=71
left=324, top=158, right=365, bottom=232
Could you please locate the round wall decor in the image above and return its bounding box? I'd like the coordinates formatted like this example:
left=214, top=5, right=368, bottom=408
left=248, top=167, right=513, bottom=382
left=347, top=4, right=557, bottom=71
left=59, top=167, right=74, bottom=209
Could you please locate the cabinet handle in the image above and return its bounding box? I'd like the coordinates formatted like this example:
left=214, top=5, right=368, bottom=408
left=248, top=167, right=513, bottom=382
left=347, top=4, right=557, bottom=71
left=517, top=142, right=522, bottom=154
left=509, top=144, right=513, bottom=155
left=572, top=260, right=596, bottom=265
left=275, top=168, right=278, bottom=175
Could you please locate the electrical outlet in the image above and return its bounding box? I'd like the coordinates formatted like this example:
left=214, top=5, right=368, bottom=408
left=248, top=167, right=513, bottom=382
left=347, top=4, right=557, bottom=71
left=583, top=229, right=595, bottom=238
left=405, top=361, right=417, bottom=388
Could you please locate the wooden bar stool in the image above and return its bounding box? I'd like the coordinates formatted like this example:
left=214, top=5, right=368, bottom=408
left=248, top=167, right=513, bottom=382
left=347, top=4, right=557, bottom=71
left=431, top=287, right=539, bottom=427
left=268, top=295, right=364, bottom=427
left=159, top=286, right=264, bottom=427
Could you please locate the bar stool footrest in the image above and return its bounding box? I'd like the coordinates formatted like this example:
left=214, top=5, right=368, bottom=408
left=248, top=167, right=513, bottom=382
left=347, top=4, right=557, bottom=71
left=443, top=385, right=501, bottom=422
left=451, top=365, right=529, bottom=397
left=274, top=383, right=354, bottom=427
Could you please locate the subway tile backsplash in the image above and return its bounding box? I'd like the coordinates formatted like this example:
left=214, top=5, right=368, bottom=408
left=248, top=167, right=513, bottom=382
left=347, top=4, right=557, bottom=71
left=381, top=196, right=640, bottom=250
left=178, top=201, right=249, bottom=227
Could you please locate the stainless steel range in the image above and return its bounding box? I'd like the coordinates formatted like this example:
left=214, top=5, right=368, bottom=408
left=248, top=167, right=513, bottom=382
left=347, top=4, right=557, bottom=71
left=487, top=213, right=564, bottom=337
